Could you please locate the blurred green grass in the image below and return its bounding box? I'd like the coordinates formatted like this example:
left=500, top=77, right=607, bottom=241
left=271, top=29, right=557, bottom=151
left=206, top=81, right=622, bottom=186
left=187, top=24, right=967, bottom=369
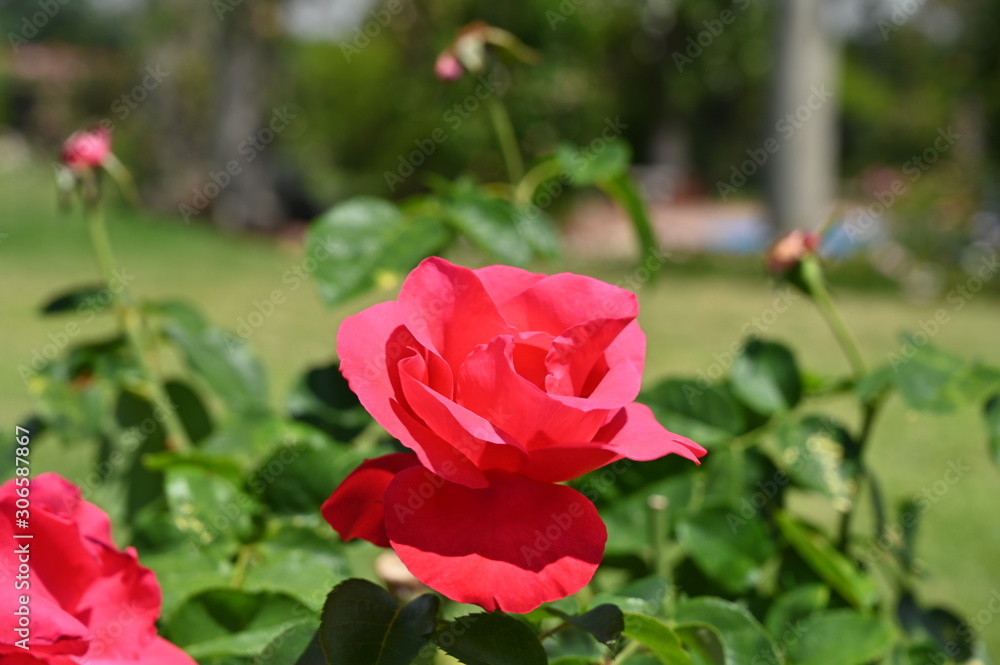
left=2, top=163, right=999, bottom=653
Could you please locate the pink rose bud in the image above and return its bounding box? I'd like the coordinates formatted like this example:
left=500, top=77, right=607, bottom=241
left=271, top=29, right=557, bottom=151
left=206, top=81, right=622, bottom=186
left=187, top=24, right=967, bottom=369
left=766, top=229, right=819, bottom=274
left=434, top=51, right=463, bottom=81
left=61, top=127, right=111, bottom=170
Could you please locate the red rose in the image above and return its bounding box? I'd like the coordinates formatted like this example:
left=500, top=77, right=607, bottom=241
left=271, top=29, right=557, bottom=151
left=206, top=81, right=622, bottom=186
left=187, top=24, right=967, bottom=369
left=0, top=473, right=195, bottom=665
left=323, top=257, right=705, bottom=613
left=61, top=128, right=111, bottom=171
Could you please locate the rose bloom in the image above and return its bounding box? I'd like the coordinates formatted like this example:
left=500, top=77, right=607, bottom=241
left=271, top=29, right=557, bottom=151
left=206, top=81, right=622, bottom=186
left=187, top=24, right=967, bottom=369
left=766, top=229, right=819, bottom=274
left=323, top=257, right=705, bottom=613
left=61, top=128, right=111, bottom=171
left=0, top=473, right=195, bottom=665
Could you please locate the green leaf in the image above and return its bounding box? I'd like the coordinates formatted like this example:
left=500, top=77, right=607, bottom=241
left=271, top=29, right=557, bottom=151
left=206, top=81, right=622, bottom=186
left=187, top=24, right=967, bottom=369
left=253, top=621, right=322, bottom=665
left=622, top=613, right=692, bottom=665
left=674, top=598, right=782, bottom=665
left=784, top=610, right=895, bottom=665
left=555, top=141, right=631, bottom=186
left=40, top=284, right=113, bottom=315
left=286, top=362, right=370, bottom=442
left=155, top=300, right=269, bottom=414
left=164, top=379, right=213, bottom=444
left=854, top=365, right=895, bottom=404
left=140, top=544, right=235, bottom=621
left=641, top=380, right=749, bottom=447
left=729, top=340, right=803, bottom=415
left=773, top=416, right=858, bottom=510
left=599, top=173, right=660, bottom=277
left=764, top=584, right=829, bottom=637
left=676, top=507, right=776, bottom=593
left=251, top=432, right=371, bottom=515
left=319, top=579, right=439, bottom=665
left=445, top=194, right=533, bottom=266
left=896, top=594, right=974, bottom=661
left=242, top=524, right=348, bottom=612
left=308, top=197, right=451, bottom=307
left=164, top=465, right=260, bottom=553
left=438, top=612, right=548, bottom=665
left=891, top=341, right=1000, bottom=412
left=113, top=389, right=168, bottom=521
left=512, top=204, right=561, bottom=259
left=984, top=394, right=1000, bottom=466
left=547, top=604, right=625, bottom=645
left=672, top=622, right=726, bottom=665
left=775, top=512, right=878, bottom=609
left=166, top=589, right=316, bottom=660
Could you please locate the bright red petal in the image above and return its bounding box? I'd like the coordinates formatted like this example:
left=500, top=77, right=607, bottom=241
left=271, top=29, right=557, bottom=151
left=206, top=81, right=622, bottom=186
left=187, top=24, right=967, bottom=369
left=457, top=337, right=610, bottom=450
left=322, top=453, right=420, bottom=547
left=474, top=264, right=547, bottom=305
left=597, top=403, right=707, bottom=463
left=384, top=468, right=606, bottom=614
left=495, top=272, right=638, bottom=337
left=396, top=257, right=515, bottom=371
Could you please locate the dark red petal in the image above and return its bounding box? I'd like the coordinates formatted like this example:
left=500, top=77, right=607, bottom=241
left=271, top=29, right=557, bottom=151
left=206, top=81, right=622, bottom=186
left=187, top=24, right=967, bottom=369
left=384, top=468, right=606, bottom=614
left=322, top=454, right=420, bottom=547
left=396, top=257, right=515, bottom=371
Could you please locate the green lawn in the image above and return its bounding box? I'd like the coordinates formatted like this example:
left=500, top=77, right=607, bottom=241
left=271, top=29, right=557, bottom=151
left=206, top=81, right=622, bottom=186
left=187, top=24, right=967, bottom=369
left=3, top=163, right=999, bottom=653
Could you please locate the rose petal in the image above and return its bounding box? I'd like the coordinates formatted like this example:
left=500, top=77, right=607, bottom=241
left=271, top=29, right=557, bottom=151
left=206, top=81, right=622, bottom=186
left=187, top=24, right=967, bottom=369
left=339, top=303, right=484, bottom=487
left=595, top=403, right=707, bottom=463
left=384, top=467, right=606, bottom=613
left=396, top=257, right=515, bottom=371
left=399, top=354, right=528, bottom=474
left=474, top=264, right=548, bottom=305
left=457, top=337, right=610, bottom=451
left=322, top=453, right=421, bottom=547
left=544, top=317, right=634, bottom=399
left=74, top=545, right=162, bottom=660
left=496, top=272, right=638, bottom=337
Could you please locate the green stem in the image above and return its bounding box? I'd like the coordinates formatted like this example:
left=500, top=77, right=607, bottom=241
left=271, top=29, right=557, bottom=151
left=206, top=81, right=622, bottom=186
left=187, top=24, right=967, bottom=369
left=612, top=639, right=643, bottom=664
left=82, top=173, right=192, bottom=451
left=513, top=157, right=564, bottom=205
left=487, top=97, right=524, bottom=184
left=811, top=282, right=866, bottom=380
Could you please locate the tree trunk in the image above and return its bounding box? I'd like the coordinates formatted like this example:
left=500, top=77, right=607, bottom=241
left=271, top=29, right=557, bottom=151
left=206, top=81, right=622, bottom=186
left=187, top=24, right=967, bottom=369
left=768, top=0, right=841, bottom=233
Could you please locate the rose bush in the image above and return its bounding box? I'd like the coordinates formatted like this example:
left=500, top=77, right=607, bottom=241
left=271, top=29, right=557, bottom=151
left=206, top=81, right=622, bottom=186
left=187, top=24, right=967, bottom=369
left=0, top=473, right=195, bottom=665
left=322, top=257, right=705, bottom=612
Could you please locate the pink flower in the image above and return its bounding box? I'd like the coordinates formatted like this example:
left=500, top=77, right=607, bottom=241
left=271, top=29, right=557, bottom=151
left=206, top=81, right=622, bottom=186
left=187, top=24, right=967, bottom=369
left=434, top=51, right=464, bottom=81
left=61, top=128, right=111, bottom=171
left=766, top=229, right=819, bottom=274
left=323, top=257, right=705, bottom=613
left=0, top=473, right=195, bottom=665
